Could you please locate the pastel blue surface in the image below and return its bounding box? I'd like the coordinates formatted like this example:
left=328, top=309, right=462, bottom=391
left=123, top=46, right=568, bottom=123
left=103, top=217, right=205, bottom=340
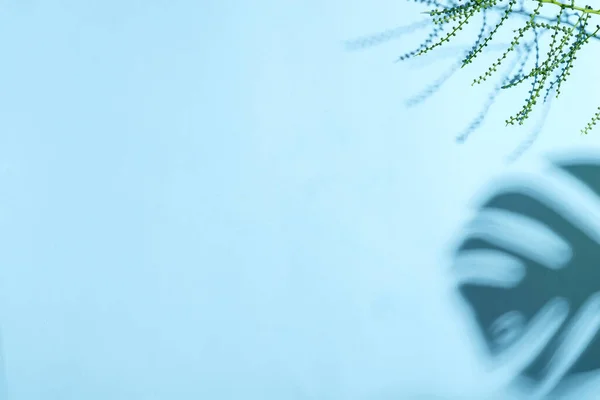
left=0, top=1, right=598, bottom=399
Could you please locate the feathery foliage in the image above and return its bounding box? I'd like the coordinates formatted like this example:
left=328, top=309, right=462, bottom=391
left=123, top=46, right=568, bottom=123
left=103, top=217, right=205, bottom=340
left=346, top=0, right=600, bottom=157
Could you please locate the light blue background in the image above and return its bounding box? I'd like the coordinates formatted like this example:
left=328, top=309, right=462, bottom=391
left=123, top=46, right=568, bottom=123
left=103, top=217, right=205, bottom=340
left=0, top=0, right=598, bottom=399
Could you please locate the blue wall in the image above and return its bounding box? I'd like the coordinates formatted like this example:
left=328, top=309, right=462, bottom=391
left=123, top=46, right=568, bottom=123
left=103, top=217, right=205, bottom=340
left=0, top=1, right=599, bottom=398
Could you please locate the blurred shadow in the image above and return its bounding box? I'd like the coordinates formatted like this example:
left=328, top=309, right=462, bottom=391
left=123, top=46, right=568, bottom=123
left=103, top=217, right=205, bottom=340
left=452, top=151, right=600, bottom=399
left=344, top=15, right=555, bottom=160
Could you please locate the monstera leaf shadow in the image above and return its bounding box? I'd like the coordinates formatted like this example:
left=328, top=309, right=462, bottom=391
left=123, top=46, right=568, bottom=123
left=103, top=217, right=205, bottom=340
left=451, top=151, right=600, bottom=399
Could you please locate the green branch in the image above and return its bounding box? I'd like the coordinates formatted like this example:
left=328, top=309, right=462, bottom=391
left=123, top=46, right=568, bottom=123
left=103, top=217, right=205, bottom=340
left=413, top=0, right=600, bottom=136
left=538, top=0, right=600, bottom=16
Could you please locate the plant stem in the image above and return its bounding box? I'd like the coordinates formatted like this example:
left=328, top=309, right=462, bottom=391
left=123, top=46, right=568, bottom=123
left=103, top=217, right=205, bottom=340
left=538, top=0, right=600, bottom=16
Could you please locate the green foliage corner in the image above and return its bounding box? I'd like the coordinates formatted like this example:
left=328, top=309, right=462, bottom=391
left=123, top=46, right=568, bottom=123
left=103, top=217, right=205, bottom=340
left=419, top=0, right=600, bottom=133
left=347, top=0, right=600, bottom=157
